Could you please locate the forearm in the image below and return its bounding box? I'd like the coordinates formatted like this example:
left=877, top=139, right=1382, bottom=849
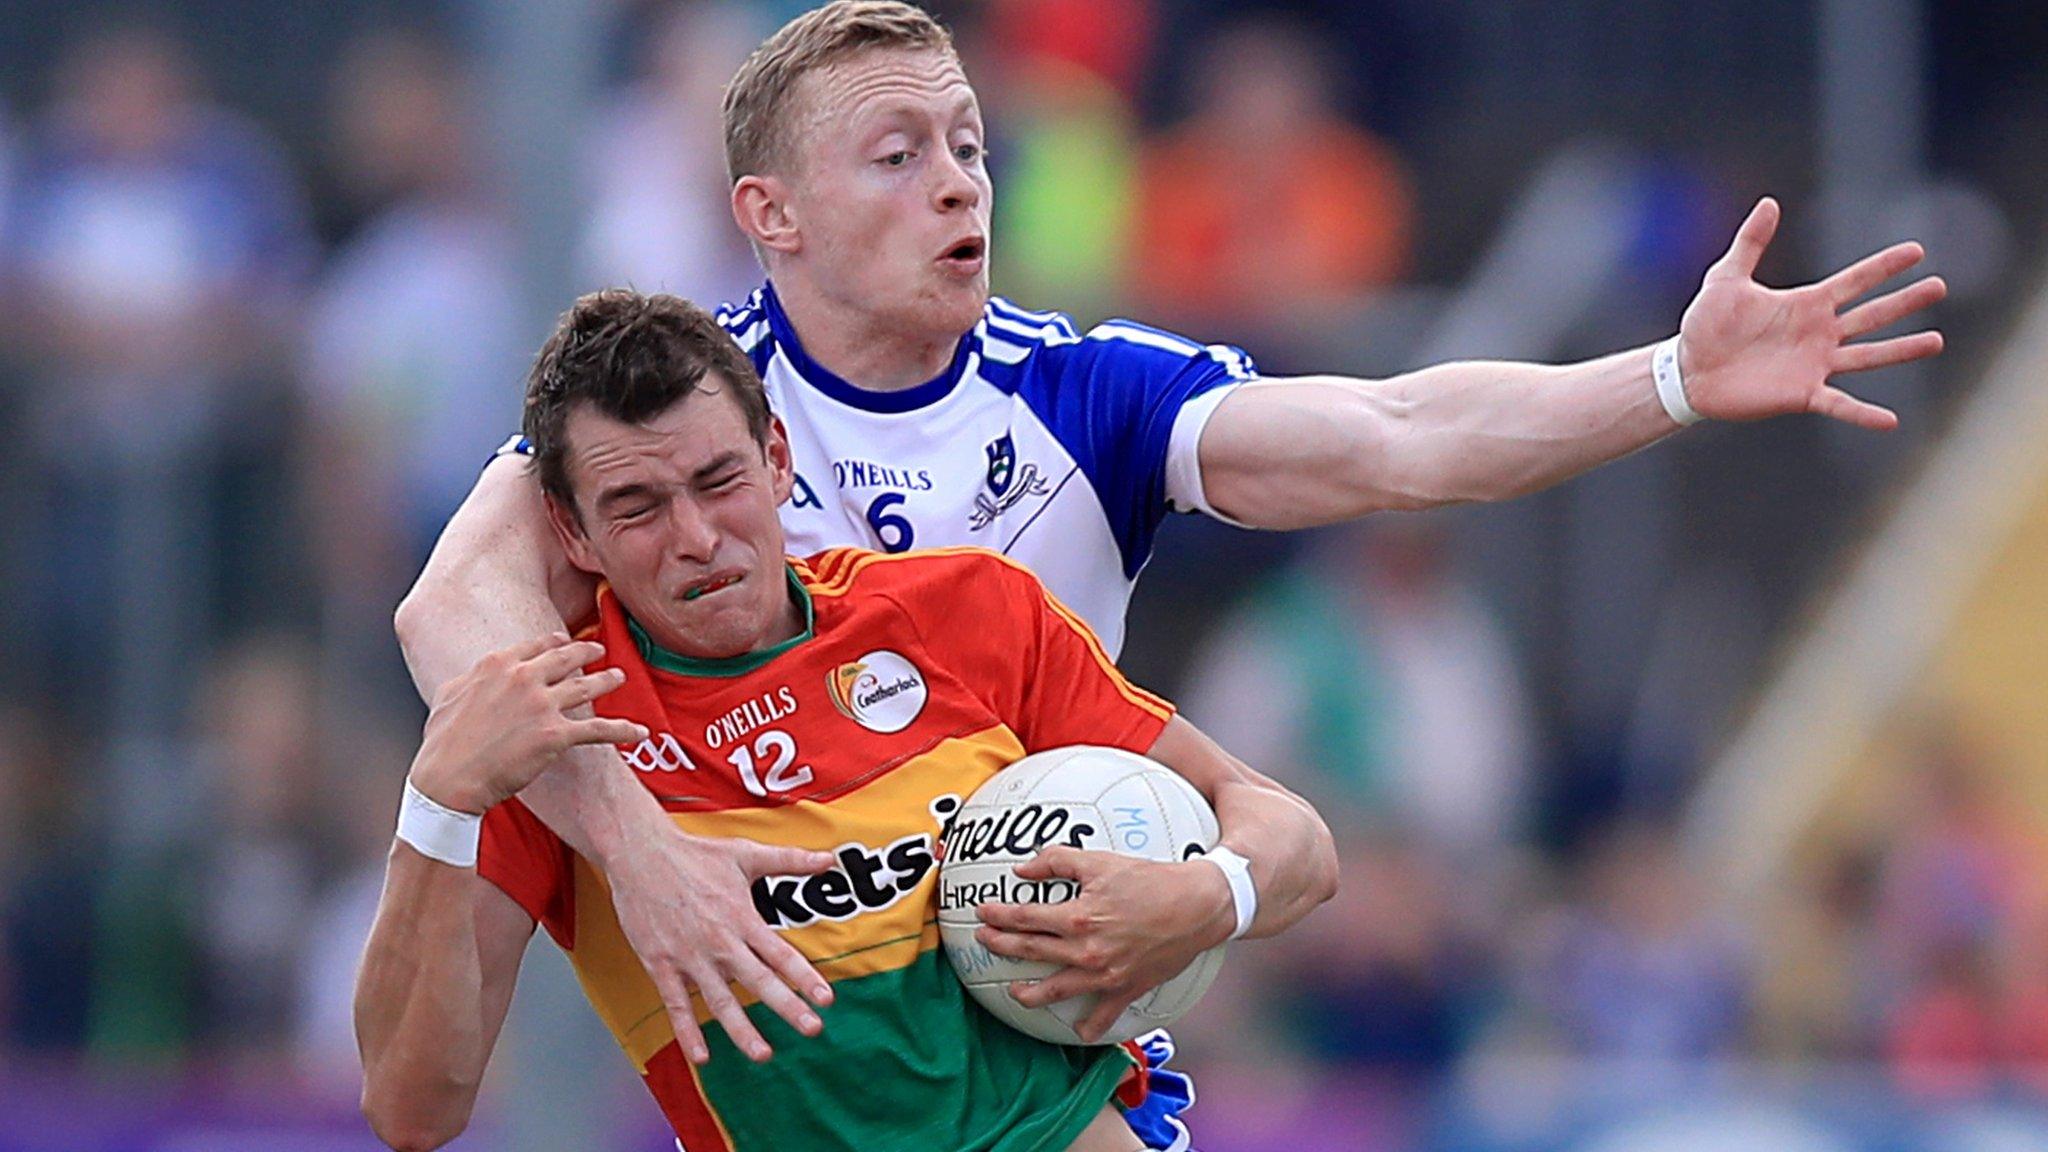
left=395, top=455, right=594, bottom=695
left=1146, top=717, right=1338, bottom=940
left=354, top=846, right=502, bottom=1149
left=1209, top=778, right=1338, bottom=939
left=1202, top=345, right=1679, bottom=528
left=395, top=456, right=659, bottom=866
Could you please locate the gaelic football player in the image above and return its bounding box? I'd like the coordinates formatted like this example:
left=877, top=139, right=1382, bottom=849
left=357, top=291, right=1336, bottom=1152
left=393, top=0, right=1947, bottom=1132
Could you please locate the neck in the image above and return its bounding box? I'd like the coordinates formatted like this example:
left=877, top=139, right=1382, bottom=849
left=771, top=274, right=963, bottom=391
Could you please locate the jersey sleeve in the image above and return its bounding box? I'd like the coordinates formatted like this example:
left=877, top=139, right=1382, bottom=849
left=939, top=552, right=1175, bottom=755
left=477, top=796, right=577, bottom=949
left=1034, top=319, right=1257, bottom=577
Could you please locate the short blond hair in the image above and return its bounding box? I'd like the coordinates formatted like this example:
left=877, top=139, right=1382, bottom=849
left=722, top=1, right=956, bottom=183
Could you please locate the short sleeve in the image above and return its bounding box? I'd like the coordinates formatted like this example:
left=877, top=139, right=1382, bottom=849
left=937, top=553, right=1175, bottom=755
left=478, top=797, right=577, bottom=948
left=1029, top=320, right=1257, bottom=577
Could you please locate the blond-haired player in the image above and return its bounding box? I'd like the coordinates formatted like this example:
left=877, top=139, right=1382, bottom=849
left=394, top=3, right=1944, bottom=1146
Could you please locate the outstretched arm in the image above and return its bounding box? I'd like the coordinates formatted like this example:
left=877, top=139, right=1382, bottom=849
left=975, top=715, right=1339, bottom=1042
left=396, top=457, right=837, bottom=1065
left=1199, top=198, right=1948, bottom=529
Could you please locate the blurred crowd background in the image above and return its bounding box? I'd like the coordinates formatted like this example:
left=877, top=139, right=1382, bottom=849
left=0, top=1, right=2044, bottom=1149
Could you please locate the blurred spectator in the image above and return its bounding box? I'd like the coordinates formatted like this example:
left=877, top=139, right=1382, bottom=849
left=1526, top=824, right=1752, bottom=1062
left=1873, top=726, right=2048, bottom=1005
left=0, top=98, right=14, bottom=234
left=1182, top=519, right=1534, bottom=874
left=1753, top=847, right=1886, bottom=1060
left=575, top=1, right=761, bottom=303
left=1869, top=723, right=2048, bottom=1098
left=0, top=25, right=311, bottom=739
left=1273, top=837, right=1495, bottom=1074
left=1131, top=18, right=1412, bottom=337
left=293, top=720, right=410, bottom=1093
left=302, top=30, right=525, bottom=696
left=978, top=0, right=1150, bottom=318
left=0, top=705, right=99, bottom=1051
left=91, top=637, right=328, bottom=1060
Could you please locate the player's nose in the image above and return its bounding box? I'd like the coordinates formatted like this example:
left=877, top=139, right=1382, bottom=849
left=665, top=498, right=719, bottom=562
left=931, top=149, right=981, bottom=213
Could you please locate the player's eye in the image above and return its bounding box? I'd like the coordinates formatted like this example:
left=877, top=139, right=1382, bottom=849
left=954, top=142, right=982, bottom=163
left=881, top=150, right=912, bottom=167
left=616, top=504, right=656, bottom=523
left=705, top=472, right=743, bottom=492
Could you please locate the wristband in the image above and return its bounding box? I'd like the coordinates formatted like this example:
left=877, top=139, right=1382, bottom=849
left=1199, top=846, right=1258, bottom=941
left=1652, top=335, right=1704, bottom=426
left=396, top=779, right=483, bottom=868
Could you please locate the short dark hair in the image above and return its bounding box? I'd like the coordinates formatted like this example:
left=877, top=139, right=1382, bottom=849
left=523, top=289, right=772, bottom=508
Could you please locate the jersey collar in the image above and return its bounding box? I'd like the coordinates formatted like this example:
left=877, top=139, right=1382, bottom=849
left=760, top=280, right=979, bottom=414
left=626, top=565, right=816, bottom=678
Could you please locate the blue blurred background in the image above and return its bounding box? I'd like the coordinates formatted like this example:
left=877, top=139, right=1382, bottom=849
left=1, top=1, right=2045, bottom=1149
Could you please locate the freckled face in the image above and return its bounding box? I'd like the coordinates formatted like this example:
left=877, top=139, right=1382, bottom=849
left=783, top=48, right=992, bottom=343
left=548, top=383, right=798, bottom=660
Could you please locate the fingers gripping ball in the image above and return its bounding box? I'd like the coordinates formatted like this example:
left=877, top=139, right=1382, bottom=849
left=937, top=745, right=1226, bottom=1045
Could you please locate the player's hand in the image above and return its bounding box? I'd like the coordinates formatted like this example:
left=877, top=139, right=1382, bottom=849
left=603, top=826, right=839, bottom=1065
left=975, top=846, right=1235, bottom=1043
left=410, top=633, right=647, bottom=815
left=1677, top=196, right=1946, bottom=431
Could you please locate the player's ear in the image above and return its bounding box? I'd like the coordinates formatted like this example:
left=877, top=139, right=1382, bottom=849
left=764, top=415, right=795, bottom=505
left=543, top=489, right=604, bottom=576
left=733, top=174, right=801, bottom=256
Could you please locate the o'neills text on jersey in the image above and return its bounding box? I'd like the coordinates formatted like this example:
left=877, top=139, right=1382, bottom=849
left=705, top=686, right=798, bottom=750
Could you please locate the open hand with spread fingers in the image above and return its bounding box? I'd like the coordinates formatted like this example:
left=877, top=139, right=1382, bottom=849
left=1677, top=197, right=1947, bottom=431
left=410, top=633, right=648, bottom=817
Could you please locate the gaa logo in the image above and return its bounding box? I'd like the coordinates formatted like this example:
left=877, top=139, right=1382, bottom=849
left=827, top=650, right=928, bottom=734
left=622, top=732, right=695, bottom=773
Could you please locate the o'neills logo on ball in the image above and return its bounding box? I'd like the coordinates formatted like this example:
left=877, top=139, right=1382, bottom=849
left=827, top=649, right=928, bottom=733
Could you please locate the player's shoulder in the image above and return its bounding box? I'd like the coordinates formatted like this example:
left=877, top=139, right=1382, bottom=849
left=800, top=545, right=1042, bottom=606
left=980, top=296, right=1255, bottom=384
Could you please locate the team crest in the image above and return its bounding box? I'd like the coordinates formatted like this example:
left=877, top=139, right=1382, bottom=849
left=827, top=650, right=929, bottom=733
left=986, top=435, right=1017, bottom=496
left=970, top=434, right=1050, bottom=531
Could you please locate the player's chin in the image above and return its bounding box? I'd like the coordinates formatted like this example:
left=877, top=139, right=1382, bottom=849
left=919, top=278, right=988, bottom=331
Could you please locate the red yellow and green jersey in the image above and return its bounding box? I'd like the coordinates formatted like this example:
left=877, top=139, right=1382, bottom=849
left=478, top=546, right=1175, bottom=1152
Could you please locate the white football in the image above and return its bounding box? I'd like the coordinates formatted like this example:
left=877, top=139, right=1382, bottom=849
left=936, top=744, right=1226, bottom=1045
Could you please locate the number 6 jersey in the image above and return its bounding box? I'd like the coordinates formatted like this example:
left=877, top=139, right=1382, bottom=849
left=720, top=283, right=1257, bottom=657
left=477, top=546, right=1176, bottom=1152
left=500, top=283, right=1257, bottom=656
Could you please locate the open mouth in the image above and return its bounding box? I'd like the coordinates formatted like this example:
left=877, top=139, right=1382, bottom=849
left=940, top=237, right=986, bottom=267
left=682, top=572, right=743, bottom=602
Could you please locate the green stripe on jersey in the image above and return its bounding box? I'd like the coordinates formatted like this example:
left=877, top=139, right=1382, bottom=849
left=696, top=948, right=1130, bottom=1151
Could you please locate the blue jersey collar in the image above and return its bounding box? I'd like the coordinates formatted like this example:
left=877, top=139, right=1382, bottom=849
left=760, top=280, right=978, bottom=414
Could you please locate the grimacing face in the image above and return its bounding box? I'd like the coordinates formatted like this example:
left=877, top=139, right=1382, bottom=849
left=544, top=382, right=800, bottom=661
left=774, top=47, right=993, bottom=343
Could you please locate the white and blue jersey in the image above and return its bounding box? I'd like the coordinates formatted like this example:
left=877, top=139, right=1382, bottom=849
left=720, top=283, right=1255, bottom=657
left=502, top=282, right=1255, bottom=656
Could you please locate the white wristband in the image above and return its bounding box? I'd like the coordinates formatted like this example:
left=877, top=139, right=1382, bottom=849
left=1199, top=846, right=1258, bottom=941
left=1652, top=335, right=1703, bottom=426
left=396, top=779, right=483, bottom=868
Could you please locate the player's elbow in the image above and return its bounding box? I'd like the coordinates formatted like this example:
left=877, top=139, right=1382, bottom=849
left=392, top=580, right=433, bottom=663
left=361, top=1076, right=476, bottom=1152
left=1307, top=817, right=1340, bottom=909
